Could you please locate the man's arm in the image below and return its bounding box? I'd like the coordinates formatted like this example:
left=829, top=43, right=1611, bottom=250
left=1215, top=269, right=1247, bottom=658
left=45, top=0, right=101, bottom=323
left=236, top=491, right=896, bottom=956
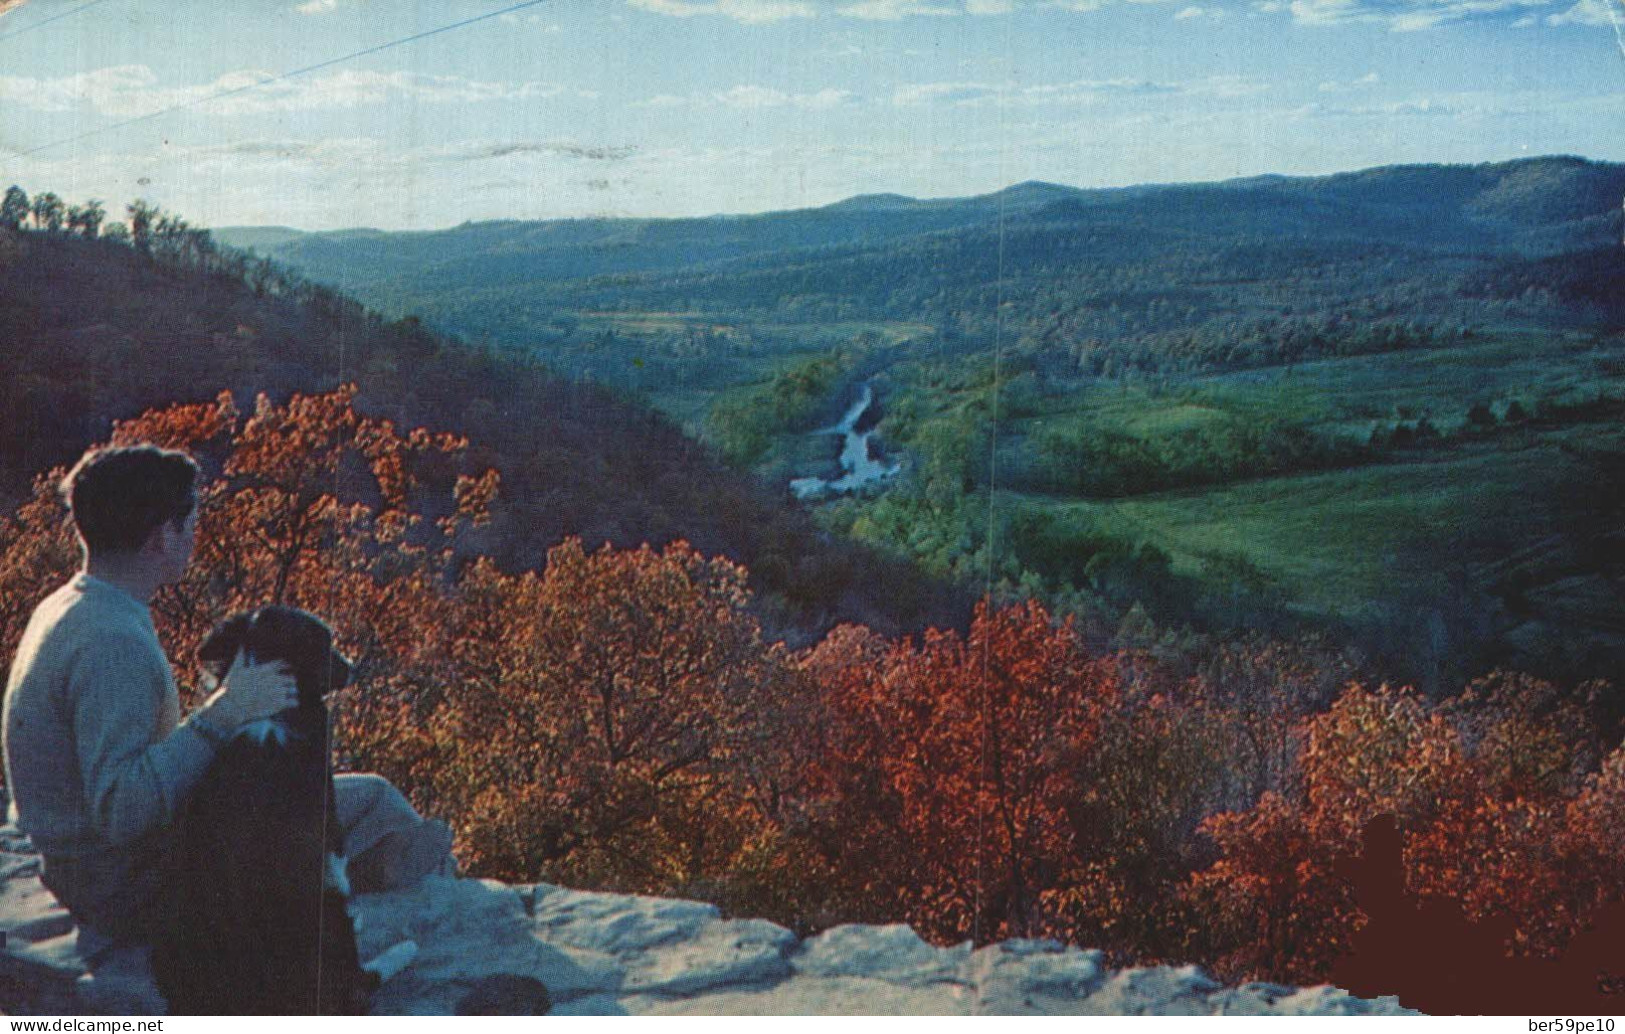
left=72, top=637, right=300, bottom=847
left=71, top=633, right=216, bottom=846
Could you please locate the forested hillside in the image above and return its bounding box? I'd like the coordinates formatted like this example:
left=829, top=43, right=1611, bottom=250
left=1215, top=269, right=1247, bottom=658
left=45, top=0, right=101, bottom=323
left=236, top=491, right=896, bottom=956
left=0, top=218, right=965, bottom=642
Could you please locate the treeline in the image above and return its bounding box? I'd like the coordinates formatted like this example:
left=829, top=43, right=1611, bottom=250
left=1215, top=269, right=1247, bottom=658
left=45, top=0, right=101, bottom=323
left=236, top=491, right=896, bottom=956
left=4, top=389, right=1620, bottom=998
left=1015, top=417, right=1364, bottom=499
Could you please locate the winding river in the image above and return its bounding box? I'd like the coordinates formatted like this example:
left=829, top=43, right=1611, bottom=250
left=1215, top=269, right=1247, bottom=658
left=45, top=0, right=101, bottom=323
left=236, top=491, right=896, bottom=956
left=790, top=384, right=903, bottom=501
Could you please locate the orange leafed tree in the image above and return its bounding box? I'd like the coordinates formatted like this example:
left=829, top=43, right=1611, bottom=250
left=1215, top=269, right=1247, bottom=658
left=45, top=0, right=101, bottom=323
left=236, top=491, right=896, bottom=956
left=419, top=538, right=806, bottom=898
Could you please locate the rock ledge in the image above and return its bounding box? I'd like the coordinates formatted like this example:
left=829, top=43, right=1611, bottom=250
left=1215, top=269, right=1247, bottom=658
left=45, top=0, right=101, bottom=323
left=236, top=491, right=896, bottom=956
left=0, top=839, right=1414, bottom=1016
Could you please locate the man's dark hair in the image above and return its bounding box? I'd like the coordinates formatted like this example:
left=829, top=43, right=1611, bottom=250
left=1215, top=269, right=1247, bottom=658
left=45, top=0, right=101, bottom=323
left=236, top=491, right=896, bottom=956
left=62, top=445, right=200, bottom=555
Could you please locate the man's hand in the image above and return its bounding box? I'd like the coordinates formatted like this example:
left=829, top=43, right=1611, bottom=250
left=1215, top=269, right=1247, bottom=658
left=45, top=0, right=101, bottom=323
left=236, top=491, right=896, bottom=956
left=198, top=651, right=299, bottom=730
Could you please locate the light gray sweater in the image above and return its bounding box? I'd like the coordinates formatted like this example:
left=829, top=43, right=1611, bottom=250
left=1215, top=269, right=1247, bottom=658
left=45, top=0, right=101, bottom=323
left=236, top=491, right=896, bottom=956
left=2, top=573, right=218, bottom=938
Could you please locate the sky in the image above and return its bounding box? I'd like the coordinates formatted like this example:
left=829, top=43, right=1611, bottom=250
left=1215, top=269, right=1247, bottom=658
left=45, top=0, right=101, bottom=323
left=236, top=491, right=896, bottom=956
left=0, top=0, right=1622, bottom=230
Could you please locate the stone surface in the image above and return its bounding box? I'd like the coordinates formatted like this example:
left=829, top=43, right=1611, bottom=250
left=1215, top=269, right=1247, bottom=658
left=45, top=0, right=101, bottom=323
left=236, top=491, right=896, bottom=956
left=0, top=836, right=1420, bottom=1016
left=624, top=975, right=973, bottom=1016
left=792, top=923, right=968, bottom=985
left=623, top=917, right=796, bottom=996
left=353, top=876, right=623, bottom=1014
left=529, top=884, right=720, bottom=956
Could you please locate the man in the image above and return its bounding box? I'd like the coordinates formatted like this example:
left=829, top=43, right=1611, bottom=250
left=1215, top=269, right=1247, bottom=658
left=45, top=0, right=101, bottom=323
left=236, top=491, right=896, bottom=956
left=3, top=445, right=452, bottom=1013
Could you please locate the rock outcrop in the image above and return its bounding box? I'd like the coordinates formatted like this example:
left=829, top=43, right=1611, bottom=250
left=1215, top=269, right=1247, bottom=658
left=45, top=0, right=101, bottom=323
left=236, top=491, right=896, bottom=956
left=0, top=836, right=1414, bottom=1016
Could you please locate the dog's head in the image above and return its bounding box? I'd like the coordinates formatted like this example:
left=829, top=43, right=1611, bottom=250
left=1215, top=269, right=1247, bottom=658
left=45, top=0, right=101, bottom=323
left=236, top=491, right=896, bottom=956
left=198, top=606, right=353, bottom=710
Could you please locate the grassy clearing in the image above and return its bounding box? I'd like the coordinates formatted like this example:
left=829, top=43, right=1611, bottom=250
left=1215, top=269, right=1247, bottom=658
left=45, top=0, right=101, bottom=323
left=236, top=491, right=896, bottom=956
left=1016, top=438, right=1579, bottom=619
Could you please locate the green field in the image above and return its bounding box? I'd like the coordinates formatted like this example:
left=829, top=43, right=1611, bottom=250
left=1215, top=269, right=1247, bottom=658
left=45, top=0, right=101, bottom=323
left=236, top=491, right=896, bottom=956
left=1023, top=442, right=1575, bottom=618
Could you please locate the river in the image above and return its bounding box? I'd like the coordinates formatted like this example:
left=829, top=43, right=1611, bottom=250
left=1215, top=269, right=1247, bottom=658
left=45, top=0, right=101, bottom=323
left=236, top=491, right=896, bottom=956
left=789, top=384, right=903, bottom=501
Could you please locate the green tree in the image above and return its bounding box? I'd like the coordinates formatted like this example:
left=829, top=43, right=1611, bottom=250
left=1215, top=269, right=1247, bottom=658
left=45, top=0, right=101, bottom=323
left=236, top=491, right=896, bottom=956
left=0, top=186, right=28, bottom=230
left=30, top=192, right=65, bottom=233
left=127, top=198, right=158, bottom=254
left=67, top=199, right=105, bottom=239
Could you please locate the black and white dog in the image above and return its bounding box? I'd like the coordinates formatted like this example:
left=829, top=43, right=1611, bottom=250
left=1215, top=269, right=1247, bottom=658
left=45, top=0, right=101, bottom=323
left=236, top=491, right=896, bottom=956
left=153, top=606, right=416, bottom=1015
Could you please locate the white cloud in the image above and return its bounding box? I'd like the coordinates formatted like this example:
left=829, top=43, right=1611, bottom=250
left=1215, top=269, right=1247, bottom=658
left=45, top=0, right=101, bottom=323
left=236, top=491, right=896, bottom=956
left=1289, top=89, right=1568, bottom=120
left=636, top=85, right=856, bottom=109
left=637, top=93, right=692, bottom=108
left=836, top=0, right=961, bottom=16
left=892, top=80, right=1003, bottom=105
left=1285, top=0, right=1555, bottom=29
left=894, top=73, right=1266, bottom=107
left=1545, top=0, right=1613, bottom=23
left=294, top=0, right=337, bottom=13
left=715, top=85, right=855, bottom=108
left=498, top=12, right=564, bottom=29
left=626, top=0, right=818, bottom=21
left=625, top=0, right=1619, bottom=21
left=1317, top=71, right=1381, bottom=91
left=626, top=0, right=1188, bottom=18
left=0, top=66, right=571, bottom=118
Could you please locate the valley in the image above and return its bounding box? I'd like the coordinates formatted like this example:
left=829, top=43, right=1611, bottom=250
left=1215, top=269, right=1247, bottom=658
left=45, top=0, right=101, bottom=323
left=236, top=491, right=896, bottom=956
left=219, top=156, right=1625, bottom=689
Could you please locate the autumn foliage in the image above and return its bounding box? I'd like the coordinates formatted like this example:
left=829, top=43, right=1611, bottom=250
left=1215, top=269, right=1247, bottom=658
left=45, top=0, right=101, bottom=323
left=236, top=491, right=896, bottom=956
left=2, top=386, right=1622, bottom=1006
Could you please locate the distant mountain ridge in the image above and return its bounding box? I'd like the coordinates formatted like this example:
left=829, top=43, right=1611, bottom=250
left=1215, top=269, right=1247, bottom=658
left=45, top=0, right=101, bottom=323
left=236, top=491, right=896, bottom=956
left=216, top=156, right=1625, bottom=349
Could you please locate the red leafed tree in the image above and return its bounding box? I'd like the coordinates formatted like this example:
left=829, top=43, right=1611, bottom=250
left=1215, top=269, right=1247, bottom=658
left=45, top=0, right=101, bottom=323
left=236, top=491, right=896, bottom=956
left=103, top=388, right=495, bottom=735
left=1189, top=673, right=1625, bottom=987
left=0, top=473, right=82, bottom=669
left=803, top=598, right=1119, bottom=944
left=0, top=387, right=496, bottom=812
left=1186, top=683, right=1470, bottom=983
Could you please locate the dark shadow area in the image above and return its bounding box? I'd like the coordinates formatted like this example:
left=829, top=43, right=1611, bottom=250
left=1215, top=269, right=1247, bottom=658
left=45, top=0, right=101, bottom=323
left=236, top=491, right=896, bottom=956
left=1332, top=815, right=1625, bottom=1014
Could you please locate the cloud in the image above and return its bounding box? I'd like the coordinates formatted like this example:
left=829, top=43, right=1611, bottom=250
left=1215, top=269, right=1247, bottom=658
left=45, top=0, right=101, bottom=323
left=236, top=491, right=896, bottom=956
left=635, top=85, right=857, bottom=109
left=894, top=74, right=1266, bottom=107
left=715, top=85, right=855, bottom=108
left=638, top=93, right=692, bottom=108
left=1290, top=92, right=1532, bottom=120
left=443, top=142, right=641, bottom=162
left=294, top=0, right=337, bottom=13
left=1317, top=71, right=1381, bottom=91
left=625, top=0, right=818, bottom=21
left=836, top=0, right=961, bottom=17
left=625, top=0, right=1617, bottom=21
left=0, top=66, right=572, bottom=118
left=1544, top=0, right=1613, bottom=23
left=892, top=81, right=1002, bottom=105
left=1283, top=0, right=1555, bottom=29
left=498, top=12, right=563, bottom=28
left=625, top=0, right=1188, bottom=18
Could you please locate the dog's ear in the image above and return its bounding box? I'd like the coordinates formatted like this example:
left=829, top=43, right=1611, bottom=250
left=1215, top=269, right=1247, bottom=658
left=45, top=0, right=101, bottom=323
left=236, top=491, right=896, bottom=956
left=198, top=613, right=254, bottom=683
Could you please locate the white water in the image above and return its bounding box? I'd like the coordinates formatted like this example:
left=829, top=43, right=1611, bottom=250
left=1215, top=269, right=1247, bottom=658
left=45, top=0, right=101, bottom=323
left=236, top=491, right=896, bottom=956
left=790, top=384, right=903, bottom=500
